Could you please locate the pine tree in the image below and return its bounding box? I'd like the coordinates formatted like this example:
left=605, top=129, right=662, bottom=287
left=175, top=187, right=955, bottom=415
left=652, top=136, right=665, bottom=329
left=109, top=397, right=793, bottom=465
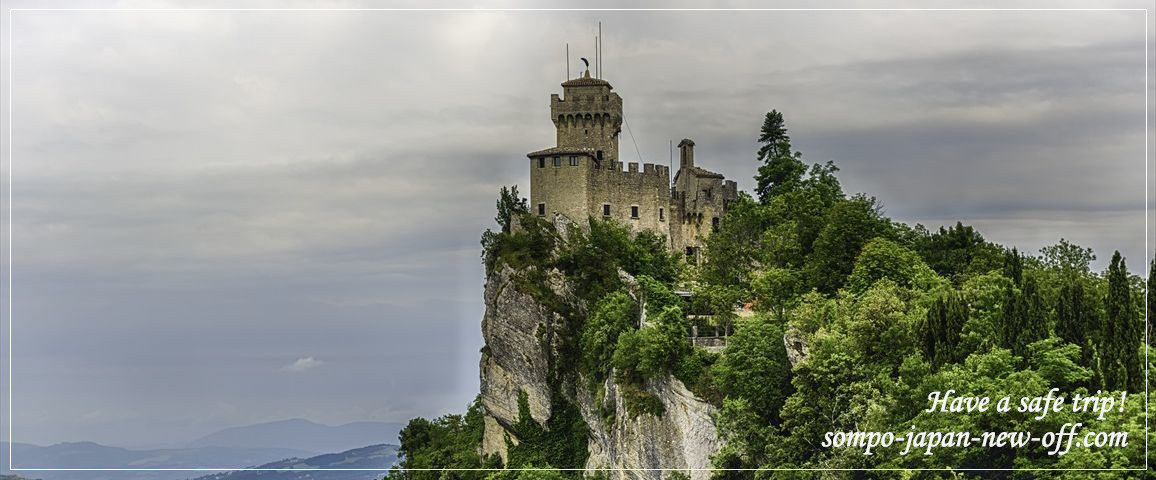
left=753, top=110, right=806, bottom=204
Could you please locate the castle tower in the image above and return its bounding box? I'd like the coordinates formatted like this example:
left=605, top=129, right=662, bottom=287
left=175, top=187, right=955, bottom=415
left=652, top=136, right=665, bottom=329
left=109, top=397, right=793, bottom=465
left=551, top=69, right=622, bottom=166
left=528, top=66, right=634, bottom=226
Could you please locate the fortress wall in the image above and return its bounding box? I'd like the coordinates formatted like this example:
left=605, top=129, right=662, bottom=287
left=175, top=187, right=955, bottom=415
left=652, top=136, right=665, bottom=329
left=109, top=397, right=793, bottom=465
left=586, top=162, right=670, bottom=237
left=530, top=155, right=589, bottom=223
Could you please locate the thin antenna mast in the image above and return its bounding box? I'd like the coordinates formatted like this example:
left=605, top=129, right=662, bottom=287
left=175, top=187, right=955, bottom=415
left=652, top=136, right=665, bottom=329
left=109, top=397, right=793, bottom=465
left=598, top=21, right=603, bottom=78
left=566, top=43, right=570, bottom=79
left=596, top=36, right=600, bottom=78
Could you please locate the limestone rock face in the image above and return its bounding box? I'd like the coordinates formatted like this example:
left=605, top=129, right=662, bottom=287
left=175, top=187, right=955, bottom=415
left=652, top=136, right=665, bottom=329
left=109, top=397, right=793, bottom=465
left=479, top=263, right=720, bottom=479
left=783, top=328, right=810, bottom=369
left=579, top=375, right=719, bottom=480
left=479, top=265, right=556, bottom=462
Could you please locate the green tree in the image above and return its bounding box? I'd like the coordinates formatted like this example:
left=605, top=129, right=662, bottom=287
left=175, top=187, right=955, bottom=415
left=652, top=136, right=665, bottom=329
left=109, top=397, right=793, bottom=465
left=957, top=271, right=1014, bottom=358
left=1027, top=336, right=1092, bottom=390
left=701, top=194, right=774, bottom=288
left=750, top=267, right=801, bottom=321
left=919, top=290, right=969, bottom=369
left=579, top=292, right=638, bottom=387
left=1055, top=281, right=1100, bottom=373
left=1148, top=255, right=1155, bottom=346
left=1003, top=247, right=1023, bottom=285
left=1040, top=238, right=1095, bottom=278
left=1103, top=251, right=1141, bottom=391
left=999, top=276, right=1048, bottom=359
left=754, top=110, right=806, bottom=203
left=387, top=398, right=500, bottom=480
left=496, top=185, right=528, bottom=233
left=713, top=314, right=793, bottom=427
left=611, top=306, right=689, bottom=381
left=917, top=221, right=1003, bottom=282
left=803, top=195, right=892, bottom=294
left=766, top=162, right=845, bottom=264
left=846, top=237, right=943, bottom=294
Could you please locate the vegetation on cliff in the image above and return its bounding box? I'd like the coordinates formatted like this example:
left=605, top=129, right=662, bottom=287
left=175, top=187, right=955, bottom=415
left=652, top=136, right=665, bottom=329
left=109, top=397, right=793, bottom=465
left=389, top=110, right=1151, bottom=477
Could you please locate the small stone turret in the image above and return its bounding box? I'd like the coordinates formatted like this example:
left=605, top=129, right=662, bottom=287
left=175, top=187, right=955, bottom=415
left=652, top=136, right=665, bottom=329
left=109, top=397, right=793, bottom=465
left=678, top=138, right=695, bottom=169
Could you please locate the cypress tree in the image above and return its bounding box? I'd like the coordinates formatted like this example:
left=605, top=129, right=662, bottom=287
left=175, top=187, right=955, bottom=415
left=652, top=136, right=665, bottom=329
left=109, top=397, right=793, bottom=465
left=1104, top=251, right=1141, bottom=391
left=1000, top=276, right=1047, bottom=360
left=921, top=291, right=969, bottom=369
left=1148, top=255, right=1154, bottom=346
left=1056, top=281, right=1099, bottom=372
left=1003, top=247, right=1023, bottom=285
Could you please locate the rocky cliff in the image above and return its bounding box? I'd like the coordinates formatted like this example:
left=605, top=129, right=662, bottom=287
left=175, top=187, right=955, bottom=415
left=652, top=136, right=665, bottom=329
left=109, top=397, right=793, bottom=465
left=478, top=262, right=720, bottom=480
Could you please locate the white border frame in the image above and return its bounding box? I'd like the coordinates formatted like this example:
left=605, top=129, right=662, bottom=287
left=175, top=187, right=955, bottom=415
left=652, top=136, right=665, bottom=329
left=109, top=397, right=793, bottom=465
left=2, top=5, right=1150, bottom=474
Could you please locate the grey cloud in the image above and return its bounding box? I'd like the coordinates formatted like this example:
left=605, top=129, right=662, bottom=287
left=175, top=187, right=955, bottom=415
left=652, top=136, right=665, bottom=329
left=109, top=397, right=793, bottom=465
left=1, top=5, right=1151, bottom=447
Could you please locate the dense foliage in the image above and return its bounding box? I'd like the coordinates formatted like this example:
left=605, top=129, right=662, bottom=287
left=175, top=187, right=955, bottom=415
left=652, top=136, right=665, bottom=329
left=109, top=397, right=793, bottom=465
left=391, top=110, right=1150, bottom=477
left=385, top=397, right=501, bottom=480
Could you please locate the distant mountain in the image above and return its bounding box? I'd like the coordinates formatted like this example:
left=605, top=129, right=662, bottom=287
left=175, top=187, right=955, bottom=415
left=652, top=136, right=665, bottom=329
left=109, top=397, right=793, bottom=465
left=192, top=444, right=399, bottom=480
left=189, top=419, right=403, bottom=454
left=2, top=441, right=317, bottom=480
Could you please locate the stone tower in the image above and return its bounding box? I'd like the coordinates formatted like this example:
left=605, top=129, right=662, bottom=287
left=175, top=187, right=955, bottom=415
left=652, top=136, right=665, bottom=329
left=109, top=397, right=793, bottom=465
left=552, top=69, right=622, bottom=164
left=528, top=68, right=669, bottom=235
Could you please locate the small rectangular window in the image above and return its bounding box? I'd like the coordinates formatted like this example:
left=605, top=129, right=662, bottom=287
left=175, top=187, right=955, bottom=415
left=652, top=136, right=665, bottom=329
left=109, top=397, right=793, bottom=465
left=553, top=156, right=561, bottom=167
left=538, top=158, right=545, bottom=168
left=602, top=204, right=611, bottom=216
left=686, top=247, right=697, bottom=264
left=538, top=203, right=546, bottom=216
left=596, top=150, right=604, bottom=160
left=631, top=206, right=639, bottom=219
left=712, top=217, right=720, bottom=231
left=659, top=208, right=665, bottom=221
left=569, top=156, right=579, bottom=166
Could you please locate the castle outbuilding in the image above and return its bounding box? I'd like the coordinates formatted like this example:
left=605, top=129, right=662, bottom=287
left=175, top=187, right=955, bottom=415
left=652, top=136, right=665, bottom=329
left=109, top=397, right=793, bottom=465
left=527, top=68, right=738, bottom=262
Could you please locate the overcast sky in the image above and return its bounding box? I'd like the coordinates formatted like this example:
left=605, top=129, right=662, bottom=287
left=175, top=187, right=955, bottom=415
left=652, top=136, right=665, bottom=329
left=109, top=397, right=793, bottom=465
left=1, top=1, right=1152, bottom=449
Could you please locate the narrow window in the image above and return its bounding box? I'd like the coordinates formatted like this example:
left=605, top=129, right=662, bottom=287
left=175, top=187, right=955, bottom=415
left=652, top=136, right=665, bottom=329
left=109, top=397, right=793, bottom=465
left=538, top=158, right=545, bottom=168
left=596, top=150, right=604, bottom=161
left=538, top=203, right=546, bottom=216
left=686, top=247, right=697, bottom=264
left=602, top=204, right=611, bottom=216
left=659, top=208, right=665, bottom=221
left=553, top=156, right=561, bottom=167
left=631, top=206, right=639, bottom=219
left=712, top=217, right=720, bottom=231
left=569, top=156, right=579, bottom=166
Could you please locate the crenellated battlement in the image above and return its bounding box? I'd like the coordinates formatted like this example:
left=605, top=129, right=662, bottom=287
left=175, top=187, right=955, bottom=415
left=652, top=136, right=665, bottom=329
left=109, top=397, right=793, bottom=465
left=588, top=161, right=670, bottom=179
